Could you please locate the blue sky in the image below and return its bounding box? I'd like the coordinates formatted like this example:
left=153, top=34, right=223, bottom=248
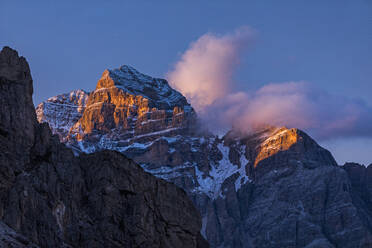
left=1, top=0, right=371, bottom=165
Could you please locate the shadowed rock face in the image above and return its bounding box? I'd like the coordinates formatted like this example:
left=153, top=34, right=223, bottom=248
left=0, top=46, right=208, bottom=248
left=0, top=47, right=37, bottom=175
left=36, top=55, right=372, bottom=247
left=342, top=163, right=372, bottom=232
left=211, top=127, right=372, bottom=247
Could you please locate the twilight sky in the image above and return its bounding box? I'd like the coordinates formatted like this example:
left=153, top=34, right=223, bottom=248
left=1, top=0, right=371, bottom=165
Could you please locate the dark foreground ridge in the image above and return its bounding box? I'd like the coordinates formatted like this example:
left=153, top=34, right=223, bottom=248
left=0, top=47, right=208, bottom=247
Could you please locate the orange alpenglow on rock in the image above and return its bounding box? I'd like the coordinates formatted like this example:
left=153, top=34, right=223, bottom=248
left=66, top=65, right=196, bottom=145
left=254, top=127, right=299, bottom=167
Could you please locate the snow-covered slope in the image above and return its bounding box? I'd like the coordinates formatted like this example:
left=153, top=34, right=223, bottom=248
left=36, top=89, right=89, bottom=141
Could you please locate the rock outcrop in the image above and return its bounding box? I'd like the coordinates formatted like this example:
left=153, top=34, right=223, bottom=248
left=0, top=46, right=208, bottom=247
left=37, top=58, right=372, bottom=247
left=35, top=89, right=88, bottom=142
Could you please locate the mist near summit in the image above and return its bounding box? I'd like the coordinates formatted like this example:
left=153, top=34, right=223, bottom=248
left=167, top=27, right=372, bottom=141
left=167, top=26, right=255, bottom=112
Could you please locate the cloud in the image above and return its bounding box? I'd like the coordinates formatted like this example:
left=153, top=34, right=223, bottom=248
left=166, top=26, right=255, bottom=112
left=167, top=28, right=372, bottom=140
left=203, top=81, right=372, bottom=140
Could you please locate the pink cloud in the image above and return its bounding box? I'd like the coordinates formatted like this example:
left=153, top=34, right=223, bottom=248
left=167, top=28, right=372, bottom=140
left=166, top=26, right=255, bottom=112
left=203, top=81, right=372, bottom=140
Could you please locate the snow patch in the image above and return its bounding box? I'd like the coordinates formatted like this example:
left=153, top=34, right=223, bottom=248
left=142, top=163, right=195, bottom=181
left=235, top=146, right=251, bottom=191
left=161, top=136, right=181, bottom=143
left=194, top=143, right=251, bottom=199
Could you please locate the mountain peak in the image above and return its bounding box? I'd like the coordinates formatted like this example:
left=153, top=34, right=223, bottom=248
left=224, top=125, right=337, bottom=176
left=0, top=46, right=31, bottom=82
left=95, top=65, right=189, bottom=109
left=247, top=127, right=338, bottom=178
left=112, top=64, right=154, bottom=82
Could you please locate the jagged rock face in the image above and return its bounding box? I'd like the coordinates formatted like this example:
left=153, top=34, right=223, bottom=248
left=201, top=127, right=372, bottom=247
left=65, top=66, right=196, bottom=150
left=35, top=89, right=88, bottom=141
left=0, top=221, right=38, bottom=247
left=234, top=160, right=372, bottom=248
left=37, top=62, right=372, bottom=247
left=37, top=66, right=197, bottom=153
left=229, top=127, right=338, bottom=179
left=342, top=163, right=372, bottom=231
left=0, top=47, right=37, bottom=175
left=0, top=47, right=208, bottom=248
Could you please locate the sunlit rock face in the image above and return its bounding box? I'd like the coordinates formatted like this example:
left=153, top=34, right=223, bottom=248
left=254, top=127, right=299, bottom=167
left=63, top=66, right=196, bottom=151
left=229, top=127, right=338, bottom=179
left=37, top=65, right=372, bottom=248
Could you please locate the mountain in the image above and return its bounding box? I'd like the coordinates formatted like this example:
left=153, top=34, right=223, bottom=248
left=0, top=47, right=208, bottom=247
left=37, top=62, right=372, bottom=247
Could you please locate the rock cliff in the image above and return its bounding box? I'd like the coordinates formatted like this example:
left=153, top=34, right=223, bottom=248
left=0, top=47, right=208, bottom=247
left=37, top=57, right=372, bottom=247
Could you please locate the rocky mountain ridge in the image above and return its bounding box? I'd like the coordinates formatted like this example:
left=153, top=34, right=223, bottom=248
left=37, top=58, right=372, bottom=247
left=36, top=89, right=89, bottom=142
left=0, top=46, right=208, bottom=247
